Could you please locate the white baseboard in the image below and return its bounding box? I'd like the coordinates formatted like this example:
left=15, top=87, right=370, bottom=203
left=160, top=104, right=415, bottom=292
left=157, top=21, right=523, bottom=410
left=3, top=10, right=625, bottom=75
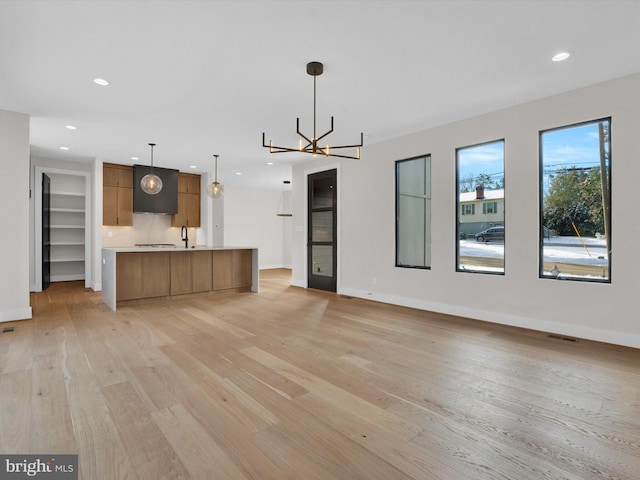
left=339, top=287, right=640, bottom=350
left=0, top=307, right=33, bottom=322
left=51, top=274, right=85, bottom=282
left=259, top=264, right=291, bottom=270
left=91, top=282, right=101, bottom=292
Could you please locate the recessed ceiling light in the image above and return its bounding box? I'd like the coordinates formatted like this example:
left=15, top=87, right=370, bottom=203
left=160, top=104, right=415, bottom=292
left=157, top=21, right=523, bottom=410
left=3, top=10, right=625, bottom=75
left=552, top=51, right=572, bottom=62
left=60, top=146, right=69, bottom=150
left=93, top=78, right=110, bottom=86
left=65, top=125, right=77, bottom=130
left=266, top=162, right=274, bottom=166
left=235, top=172, right=242, bottom=175
left=131, top=156, right=139, bottom=161
left=190, top=165, right=197, bottom=169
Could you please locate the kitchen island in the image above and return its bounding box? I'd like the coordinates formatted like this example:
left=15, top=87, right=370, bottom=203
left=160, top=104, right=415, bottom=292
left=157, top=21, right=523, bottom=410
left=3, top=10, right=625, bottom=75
left=102, top=246, right=258, bottom=310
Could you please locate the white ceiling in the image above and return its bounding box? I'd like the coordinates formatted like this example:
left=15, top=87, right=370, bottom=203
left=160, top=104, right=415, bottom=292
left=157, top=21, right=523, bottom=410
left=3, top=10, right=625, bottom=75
left=2, top=0, right=640, bottom=190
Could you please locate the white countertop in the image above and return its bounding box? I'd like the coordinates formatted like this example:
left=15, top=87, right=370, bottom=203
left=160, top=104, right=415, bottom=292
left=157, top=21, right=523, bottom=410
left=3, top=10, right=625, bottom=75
left=103, top=245, right=257, bottom=253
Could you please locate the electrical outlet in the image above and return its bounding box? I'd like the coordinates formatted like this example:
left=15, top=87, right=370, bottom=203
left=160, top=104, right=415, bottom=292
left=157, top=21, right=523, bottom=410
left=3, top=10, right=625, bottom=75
left=107, top=231, right=113, bottom=237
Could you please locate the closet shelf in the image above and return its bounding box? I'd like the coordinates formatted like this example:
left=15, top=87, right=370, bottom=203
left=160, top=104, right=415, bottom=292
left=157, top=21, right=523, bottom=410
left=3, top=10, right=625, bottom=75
left=51, top=224, right=85, bottom=229
left=50, top=257, right=85, bottom=263
left=50, top=191, right=85, bottom=197
left=50, top=207, right=85, bottom=213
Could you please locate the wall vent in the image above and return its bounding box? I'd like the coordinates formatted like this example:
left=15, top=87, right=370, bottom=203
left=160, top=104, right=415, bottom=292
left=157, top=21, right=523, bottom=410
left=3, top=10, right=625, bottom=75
left=2, top=327, right=15, bottom=333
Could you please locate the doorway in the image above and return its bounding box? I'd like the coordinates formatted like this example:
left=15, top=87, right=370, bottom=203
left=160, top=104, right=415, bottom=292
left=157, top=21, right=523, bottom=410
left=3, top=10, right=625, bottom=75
left=307, top=169, right=337, bottom=292
left=34, top=166, right=92, bottom=292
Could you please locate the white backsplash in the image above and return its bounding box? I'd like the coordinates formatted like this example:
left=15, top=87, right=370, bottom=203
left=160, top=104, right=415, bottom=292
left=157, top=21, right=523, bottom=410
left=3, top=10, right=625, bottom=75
left=102, top=213, right=198, bottom=247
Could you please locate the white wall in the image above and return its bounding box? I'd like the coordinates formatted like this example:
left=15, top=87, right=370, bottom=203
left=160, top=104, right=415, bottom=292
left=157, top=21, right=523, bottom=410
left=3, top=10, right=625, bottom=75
left=224, top=186, right=288, bottom=269
left=292, top=73, right=640, bottom=348
left=0, top=109, right=31, bottom=322
left=29, top=156, right=93, bottom=291
left=281, top=190, right=292, bottom=268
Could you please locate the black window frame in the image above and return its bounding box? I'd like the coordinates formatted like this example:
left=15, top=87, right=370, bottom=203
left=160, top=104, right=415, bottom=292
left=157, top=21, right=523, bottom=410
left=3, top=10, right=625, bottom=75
left=456, top=139, right=506, bottom=275
left=538, top=117, right=612, bottom=283
left=395, top=154, right=431, bottom=269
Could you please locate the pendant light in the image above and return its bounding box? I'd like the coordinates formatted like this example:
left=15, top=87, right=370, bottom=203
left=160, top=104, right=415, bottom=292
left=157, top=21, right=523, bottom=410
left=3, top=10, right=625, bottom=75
left=140, top=143, right=163, bottom=195
left=207, top=154, right=224, bottom=198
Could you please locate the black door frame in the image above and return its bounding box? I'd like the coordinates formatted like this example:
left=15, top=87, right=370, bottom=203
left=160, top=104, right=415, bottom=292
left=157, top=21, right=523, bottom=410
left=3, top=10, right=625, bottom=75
left=42, top=173, right=51, bottom=291
left=307, top=169, right=337, bottom=292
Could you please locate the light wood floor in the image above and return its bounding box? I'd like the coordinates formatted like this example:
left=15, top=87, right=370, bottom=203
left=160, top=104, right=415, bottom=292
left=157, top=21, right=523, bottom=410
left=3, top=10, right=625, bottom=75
left=2, top=269, right=639, bottom=479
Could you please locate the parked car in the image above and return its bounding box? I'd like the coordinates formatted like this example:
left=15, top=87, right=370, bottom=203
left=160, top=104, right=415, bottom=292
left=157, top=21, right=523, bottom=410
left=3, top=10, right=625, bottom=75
left=474, top=226, right=504, bottom=242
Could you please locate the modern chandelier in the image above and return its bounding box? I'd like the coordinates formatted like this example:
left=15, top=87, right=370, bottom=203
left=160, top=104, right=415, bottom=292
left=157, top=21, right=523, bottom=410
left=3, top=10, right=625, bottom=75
left=207, top=154, right=224, bottom=198
left=140, top=143, right=163, bottom=195
left=262, top=61, right=364, bottom=160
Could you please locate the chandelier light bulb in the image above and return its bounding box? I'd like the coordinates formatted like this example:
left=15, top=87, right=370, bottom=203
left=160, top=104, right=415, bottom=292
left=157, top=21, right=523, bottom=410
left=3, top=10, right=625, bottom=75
left=262, top=61, right=364, bottom=160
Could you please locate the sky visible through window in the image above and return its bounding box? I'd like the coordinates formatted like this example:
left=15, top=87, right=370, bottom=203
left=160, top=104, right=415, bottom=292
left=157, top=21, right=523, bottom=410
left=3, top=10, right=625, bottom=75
left=457, top=126, right=605, bottom=192
left=458, top=141, right=504, bottom=189
left=541, top=122, right=607, bottom=191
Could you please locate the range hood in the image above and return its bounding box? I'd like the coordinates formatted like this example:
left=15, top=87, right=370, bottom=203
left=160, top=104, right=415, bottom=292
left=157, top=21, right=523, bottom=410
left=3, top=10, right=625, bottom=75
left=133, top=165, right=179, bottom=214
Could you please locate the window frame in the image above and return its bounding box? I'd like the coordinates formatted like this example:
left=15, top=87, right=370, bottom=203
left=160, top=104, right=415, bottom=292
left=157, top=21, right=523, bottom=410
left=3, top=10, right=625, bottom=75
left=456, top=139, right=506, bottom=275
left=395, top=154, right=432, bottom=269
left=538, top=117, right=612, bottom=283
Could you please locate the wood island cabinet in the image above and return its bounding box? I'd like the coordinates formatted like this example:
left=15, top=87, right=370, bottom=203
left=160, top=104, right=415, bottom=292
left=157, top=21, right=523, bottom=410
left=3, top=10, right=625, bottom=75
left=115, top=251, right=171, bottom=300
left=142, top=252, right=171, bottom=298
left=212, top=250, right=234, bottom=290
left=107, top=248, right=253, bottom=307
left=233, top=249, right=253, bottom=288
left=103, top=163, right=133, bottom=226
left=116, top=252, right=142, bottom=301
left=192, top=250, right=213, bottom=292
left=172, top=173, right=201, bottom=228
left=212, top=249, right=252, bottom=290
left=171, top=250, right=213, bottom=294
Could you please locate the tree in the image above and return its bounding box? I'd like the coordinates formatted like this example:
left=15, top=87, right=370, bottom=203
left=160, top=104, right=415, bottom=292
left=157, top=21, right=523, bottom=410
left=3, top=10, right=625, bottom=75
left=458, top=173, right=503, bottom=192
left=543, top=167, right=604, bottom=236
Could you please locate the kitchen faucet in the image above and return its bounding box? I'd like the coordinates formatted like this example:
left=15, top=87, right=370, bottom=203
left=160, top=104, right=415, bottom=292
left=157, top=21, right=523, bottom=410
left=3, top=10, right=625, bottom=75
left=180, top=225, right=188, bottom=248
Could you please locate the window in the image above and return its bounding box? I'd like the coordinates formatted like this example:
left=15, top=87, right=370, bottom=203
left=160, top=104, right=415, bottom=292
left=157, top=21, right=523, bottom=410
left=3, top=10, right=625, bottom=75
left=456, top=140, right=505, bottom=274
left=396, top=155, right=431, bottom=268
left=461, top=204, right=475, bottom=215
left=483, top=202, right=498, bottom=214
left=540, top=118, right=611, bottom=282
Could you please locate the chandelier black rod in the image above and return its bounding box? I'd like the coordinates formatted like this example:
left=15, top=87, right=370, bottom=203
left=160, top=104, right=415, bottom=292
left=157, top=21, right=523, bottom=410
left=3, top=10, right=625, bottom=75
left=262, top=61, right=363, bottom=160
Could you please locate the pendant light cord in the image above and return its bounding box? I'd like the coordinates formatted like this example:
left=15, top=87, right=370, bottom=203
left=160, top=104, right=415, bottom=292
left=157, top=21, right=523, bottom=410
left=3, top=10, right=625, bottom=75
left=148, top=143, right=156, bottom=171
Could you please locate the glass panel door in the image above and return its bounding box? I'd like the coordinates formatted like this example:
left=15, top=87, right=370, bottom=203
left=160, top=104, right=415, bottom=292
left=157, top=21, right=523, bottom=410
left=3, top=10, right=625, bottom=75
left=308, top=169, right=337, bottom=292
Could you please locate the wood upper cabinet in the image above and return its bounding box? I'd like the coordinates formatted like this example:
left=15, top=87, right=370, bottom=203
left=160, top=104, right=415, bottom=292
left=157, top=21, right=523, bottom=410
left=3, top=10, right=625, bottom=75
left=103, top=163, right=133, bottom=226
left=178, top=174, right=200, bottom=194
left=172, top=173, right=201, bottom=228
left=104, top=164, right=133, bottom=188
